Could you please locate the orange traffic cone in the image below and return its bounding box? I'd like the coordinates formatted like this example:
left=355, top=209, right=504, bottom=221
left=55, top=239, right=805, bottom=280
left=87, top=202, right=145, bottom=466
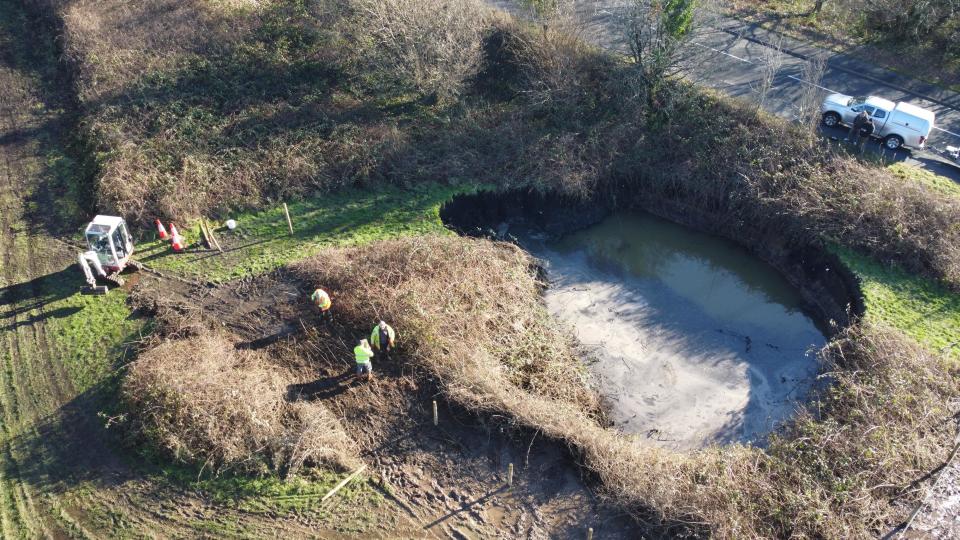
left=155, top=219, right=168, bottom=240
left=168, top=223, right=184, bottom=252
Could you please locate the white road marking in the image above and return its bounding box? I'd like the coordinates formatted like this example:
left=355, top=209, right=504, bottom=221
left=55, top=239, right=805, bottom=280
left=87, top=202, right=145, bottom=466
left=692, top=41, right=754, bottom=64
left=599, top=17, right=960, bottom=140
left=786, top=75, right=840, bottom=94
left=932, top=126, right=960, bottom=138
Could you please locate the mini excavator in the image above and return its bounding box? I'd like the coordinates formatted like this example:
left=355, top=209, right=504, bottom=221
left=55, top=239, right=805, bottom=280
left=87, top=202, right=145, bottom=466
left=77, top=215, right=140, bottom=294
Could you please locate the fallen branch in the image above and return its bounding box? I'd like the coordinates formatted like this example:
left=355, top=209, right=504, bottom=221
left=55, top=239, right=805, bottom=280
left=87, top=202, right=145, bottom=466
left=321, top=464, right=368, bottom=504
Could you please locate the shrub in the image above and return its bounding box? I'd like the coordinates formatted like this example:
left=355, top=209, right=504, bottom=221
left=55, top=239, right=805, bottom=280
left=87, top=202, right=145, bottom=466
left=353, top=0, right=488, bottom=102
left=123, top=330, right=359, bottom=476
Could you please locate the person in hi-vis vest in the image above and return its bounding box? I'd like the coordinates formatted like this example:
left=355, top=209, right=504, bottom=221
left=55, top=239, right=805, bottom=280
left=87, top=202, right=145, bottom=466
left=370, top=320, right=396, bottom=359
left=354, top=339, right=374, bottom=381
left=310, top=288, right=332, bottom=323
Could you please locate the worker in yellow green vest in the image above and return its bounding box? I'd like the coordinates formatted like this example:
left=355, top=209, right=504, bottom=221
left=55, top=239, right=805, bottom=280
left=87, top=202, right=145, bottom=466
left=310, top=288, right=332, bottom=323
left=354, top=338, right=374, bottom=381
left=370, top=320, right=396, bottom=358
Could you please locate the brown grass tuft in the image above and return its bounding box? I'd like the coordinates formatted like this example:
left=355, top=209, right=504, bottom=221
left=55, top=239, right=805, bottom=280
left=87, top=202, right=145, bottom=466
left=123, top=330, right=358, bottom=476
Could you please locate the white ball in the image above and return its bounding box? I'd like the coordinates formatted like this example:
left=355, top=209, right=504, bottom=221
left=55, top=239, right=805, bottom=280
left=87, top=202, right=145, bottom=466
left=226, top=219, right=237, bottom=230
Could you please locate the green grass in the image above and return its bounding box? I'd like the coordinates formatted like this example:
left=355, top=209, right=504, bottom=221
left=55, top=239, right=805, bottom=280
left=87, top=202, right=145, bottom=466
left=136, top=183, right=474, bottom=282
left=158, top=466, right=381, bottom=514
left=148, top=462, right=387, bottom=535
left=887, top=162, right=960, bottom=199
left=835, top=246, right=960, bottom=360
left=46, top=289, right=144, bottom=392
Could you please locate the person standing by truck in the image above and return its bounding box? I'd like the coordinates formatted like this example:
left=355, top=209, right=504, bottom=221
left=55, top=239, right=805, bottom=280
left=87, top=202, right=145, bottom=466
left=857, top=116, right=875, bottom=153
left=847, top=109, right=869, bottom=145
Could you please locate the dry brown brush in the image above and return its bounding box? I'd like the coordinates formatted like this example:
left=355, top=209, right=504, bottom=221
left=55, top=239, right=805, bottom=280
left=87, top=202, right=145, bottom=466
left=353, top=0, right=487, bottom=103
left=33, top=0, right=494, bottom=222
left=291, top=236, right=959, bottom=537
left=124, top=329, right=358, bottom=476
left=32, top=0, right=960, bottom=292
left=292, top=234, right=599, bottom=411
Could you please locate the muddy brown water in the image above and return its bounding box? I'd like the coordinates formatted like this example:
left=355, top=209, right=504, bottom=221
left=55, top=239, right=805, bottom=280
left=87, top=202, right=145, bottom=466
left=514, top=211, right=827, bottom=450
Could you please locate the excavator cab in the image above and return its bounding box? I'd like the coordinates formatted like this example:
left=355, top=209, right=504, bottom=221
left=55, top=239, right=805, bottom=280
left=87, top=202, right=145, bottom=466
left=84, top=215, right=134, bottom=272
left=79, top=215, right=136, bottom=294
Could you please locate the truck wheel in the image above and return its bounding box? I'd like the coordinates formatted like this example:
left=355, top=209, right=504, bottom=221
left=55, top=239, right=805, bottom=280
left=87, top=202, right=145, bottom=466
left=822, top=112, right=841, bottom=127
left=884, top=135, right=903, bottom=150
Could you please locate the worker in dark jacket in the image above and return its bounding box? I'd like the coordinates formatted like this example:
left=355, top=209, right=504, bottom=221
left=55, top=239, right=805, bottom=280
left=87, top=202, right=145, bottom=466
left=847, top=110, right=869, bottom=145
left=857, top=116, right=875, bottom=153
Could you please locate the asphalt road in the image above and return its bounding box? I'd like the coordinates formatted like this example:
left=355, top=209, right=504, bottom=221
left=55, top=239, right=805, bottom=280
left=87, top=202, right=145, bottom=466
left=486, top=0, right=960, bottom=182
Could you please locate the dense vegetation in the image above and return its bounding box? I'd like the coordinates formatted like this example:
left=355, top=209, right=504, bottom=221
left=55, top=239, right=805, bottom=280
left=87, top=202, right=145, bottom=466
left=33, top=0, right=960, bottom=289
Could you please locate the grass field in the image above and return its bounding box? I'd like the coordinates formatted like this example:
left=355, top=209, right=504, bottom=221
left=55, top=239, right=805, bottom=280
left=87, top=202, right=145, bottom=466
left=836, top=247, right=960, bottom=360
left=886, top=162, right=960, bottom=200
left=137, top=183, right=472, bottom=282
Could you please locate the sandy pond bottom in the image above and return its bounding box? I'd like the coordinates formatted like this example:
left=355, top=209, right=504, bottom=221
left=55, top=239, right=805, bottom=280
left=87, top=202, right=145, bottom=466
left=518, top=211, right=827, bottom=450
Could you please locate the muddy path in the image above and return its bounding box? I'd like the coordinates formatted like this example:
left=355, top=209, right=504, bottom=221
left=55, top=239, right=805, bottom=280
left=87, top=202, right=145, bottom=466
left=0, top=2, right=213, bottom=536
left=0, top=2, right=92, bottom=534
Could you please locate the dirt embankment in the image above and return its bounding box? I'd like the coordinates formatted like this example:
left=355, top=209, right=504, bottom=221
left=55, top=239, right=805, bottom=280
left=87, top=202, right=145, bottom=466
left=70, top=208, right=952, bottom=539
left=441, top=188, right=864, bottom=328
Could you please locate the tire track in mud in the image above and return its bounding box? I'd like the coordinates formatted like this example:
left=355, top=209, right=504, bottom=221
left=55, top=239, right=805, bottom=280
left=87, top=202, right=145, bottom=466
left=0, top=70, right=37, bottom=538
left=0, top=5, right=109, bottom=535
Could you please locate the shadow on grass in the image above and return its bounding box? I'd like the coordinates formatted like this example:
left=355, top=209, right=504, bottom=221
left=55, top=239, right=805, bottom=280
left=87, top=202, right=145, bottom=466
left=0, top=306, right=83, bottom=332
left=0, top=377, right=133, bottom=494
left=142, top=184, right=468, bottom=281
left=0, top=267, right=80, bottom=318
left=0, top=0, right=97, bottom=238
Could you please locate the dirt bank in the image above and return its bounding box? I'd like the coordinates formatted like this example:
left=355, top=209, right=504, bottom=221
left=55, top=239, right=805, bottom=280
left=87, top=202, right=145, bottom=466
left=441, top=189, right=863, bottom=328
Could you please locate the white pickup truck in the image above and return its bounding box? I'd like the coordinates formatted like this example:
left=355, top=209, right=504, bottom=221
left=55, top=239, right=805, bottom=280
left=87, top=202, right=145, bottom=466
left=820, top=94, right=935, bottom=150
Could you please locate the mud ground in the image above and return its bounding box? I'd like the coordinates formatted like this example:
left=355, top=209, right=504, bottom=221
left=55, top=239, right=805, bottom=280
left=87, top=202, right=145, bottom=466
left=905, top=441, right=960, bottom=539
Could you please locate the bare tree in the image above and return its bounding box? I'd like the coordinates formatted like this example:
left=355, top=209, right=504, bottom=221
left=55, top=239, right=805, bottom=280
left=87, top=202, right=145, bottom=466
left=614, top=0, right=718, bottom=95
left=796, top=53, right=828, bottom=143
left=355, top=0, right=487, bottom=103
left=756, top=38, right=784, bottom=114
left=507, top=0, right=593, bottom=106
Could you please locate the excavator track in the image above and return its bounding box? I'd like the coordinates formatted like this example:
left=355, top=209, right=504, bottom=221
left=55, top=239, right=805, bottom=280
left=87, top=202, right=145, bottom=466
left=104, top=272, right=125, bottom=287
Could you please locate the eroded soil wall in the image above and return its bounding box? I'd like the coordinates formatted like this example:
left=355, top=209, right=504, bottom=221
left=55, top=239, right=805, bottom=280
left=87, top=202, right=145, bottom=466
left=441, top=188, right=863, bottom=329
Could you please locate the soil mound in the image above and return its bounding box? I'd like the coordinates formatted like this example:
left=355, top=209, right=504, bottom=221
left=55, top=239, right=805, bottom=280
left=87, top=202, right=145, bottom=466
left=290, top=236, right=960, bottom=537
